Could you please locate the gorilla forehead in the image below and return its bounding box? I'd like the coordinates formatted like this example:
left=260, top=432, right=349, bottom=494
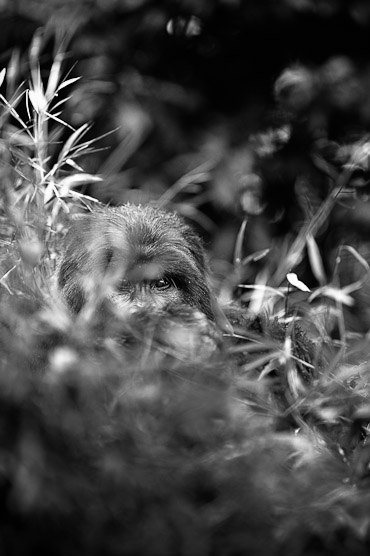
left=105, top=205, right=183, bottom=230
left=99, top=205, right=196, bottom=255
left=58, top=203, right=214, bottom=319
left=85, top=205, right=200, bottom=275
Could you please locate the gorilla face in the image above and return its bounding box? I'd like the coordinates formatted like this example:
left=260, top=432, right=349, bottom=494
left=57, top=204, right=215, bottom=319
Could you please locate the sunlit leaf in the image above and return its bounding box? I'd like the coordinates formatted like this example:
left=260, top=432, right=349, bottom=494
left=58, top=123, right=91, bottom=162
left=65, top=158, right=85, bottom=172
left=241, top=248, right=270, bottom=266
left=28, top=88, right=47, bottom=113
left=259, top=358, right=281, bottom=379
left=44, top=110, right=74, bottom=130
left=0, top=68, right=6, bottom=88
left=239, top=284, right=286, bottom=299
left=306, top=234, right=326, bottom=285
left=0, top=94, right=33, bottom=136
left=45, top=54, right=65, bottom=101
left=0, top=265, right=16, bottom=294
left=57, top=77, right=81, bottom=92
left=59, top=173, right=103, bottom=196
left=234, top=218, right=248, bottom=265
left=44, top=181, right=58, bottom=204
left=287, top=273, right=311, bottom=292
left=309, top=285, right=354, bottom=306
left=287, top=365, right=306, bottom=397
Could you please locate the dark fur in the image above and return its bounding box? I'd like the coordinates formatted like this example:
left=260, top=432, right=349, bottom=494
left=57, top=204, right=215, bottom=319
left=57, top=204, right=317, bottom=383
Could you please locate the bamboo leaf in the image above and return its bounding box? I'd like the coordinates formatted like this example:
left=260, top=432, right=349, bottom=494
left=57, top=77, right=81, bottom=92
left=57, top=123, right=91, bottom=162
left=306, top=233, right=326, bottom=285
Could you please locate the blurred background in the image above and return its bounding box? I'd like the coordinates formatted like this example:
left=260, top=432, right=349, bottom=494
left=2, top=0, right=370, bottom=325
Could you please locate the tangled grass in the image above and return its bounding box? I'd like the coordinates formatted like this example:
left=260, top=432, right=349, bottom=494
left=1, top=37, right=370, bottom=556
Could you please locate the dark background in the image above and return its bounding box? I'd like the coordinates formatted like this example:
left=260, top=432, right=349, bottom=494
left=2, top=0, right=370, bottom=308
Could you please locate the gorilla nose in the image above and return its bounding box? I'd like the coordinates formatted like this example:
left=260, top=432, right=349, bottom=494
left=129, top=284, right=151, bottom=307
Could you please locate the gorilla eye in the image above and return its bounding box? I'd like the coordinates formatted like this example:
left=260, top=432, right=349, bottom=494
left=118, top=279, right=131, bottom=292
left=152, top=277, right=172, bottom=291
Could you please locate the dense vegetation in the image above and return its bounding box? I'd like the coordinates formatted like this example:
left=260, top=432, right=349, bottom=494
left=1, top=1, right=370, bottom=554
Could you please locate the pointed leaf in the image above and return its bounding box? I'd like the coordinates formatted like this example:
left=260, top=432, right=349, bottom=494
left=0, top=68, right=6, bottom=88
left=59, top=173, right=102, bottom=195
left=306, top=233, right=326, bottom=285
left=57, top=77, right=81, bottom=92
left=28, top=88, right=47, bottom=113
left=58, top=123, right=91, bottom=162
left=287, top=273, right=311, bottom=292
left=234, top=218, right=248, bottom=265
left=46, top=54, right=63, bottom=100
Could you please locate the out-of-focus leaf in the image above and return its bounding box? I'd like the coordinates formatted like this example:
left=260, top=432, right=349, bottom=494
left=306, top=234, right=327, bottom=285
left=309, top=285, right=354, bottom=306
left=0, top=68, right=6, bottom=88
